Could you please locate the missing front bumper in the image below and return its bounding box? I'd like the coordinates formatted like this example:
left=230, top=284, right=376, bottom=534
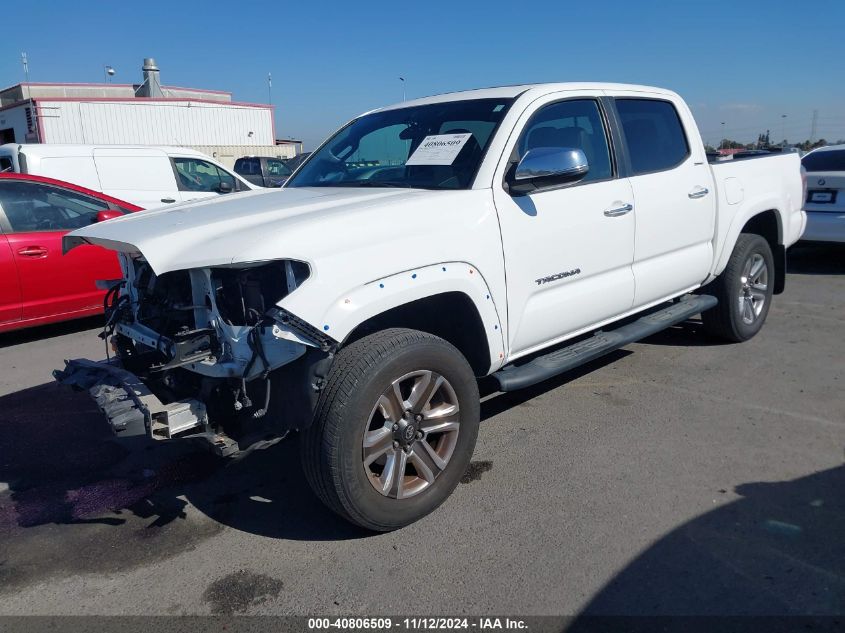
left=53, top=358, right=238, bottom=456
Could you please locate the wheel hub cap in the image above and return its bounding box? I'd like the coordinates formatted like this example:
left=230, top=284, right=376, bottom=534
left=396, top=418, right=418, bottom=446
left=362, top=370, right=460, bottom=499
left=738, top=252, right=768, bottom=325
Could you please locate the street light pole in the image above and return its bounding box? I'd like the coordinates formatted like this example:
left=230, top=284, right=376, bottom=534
left=781, top=114, right=787, bottom=147
left=399, top=77, right=405, bottom=102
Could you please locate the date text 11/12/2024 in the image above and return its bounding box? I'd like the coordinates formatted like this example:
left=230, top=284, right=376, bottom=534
left=307, top=617, right=528, bottom=630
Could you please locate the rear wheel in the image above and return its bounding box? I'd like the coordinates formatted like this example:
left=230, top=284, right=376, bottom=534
left=702, top=233, right=775, bottom=342
left=301, top=328, right=480, bottom=531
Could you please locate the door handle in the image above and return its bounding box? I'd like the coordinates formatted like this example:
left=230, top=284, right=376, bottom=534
left=17, top=246, right=48, bottom=258
left=161, top=198, right=176, bottom=203
left=604, top=203, right=634, bottom=217
left=688, top=187, right=709, bottom=199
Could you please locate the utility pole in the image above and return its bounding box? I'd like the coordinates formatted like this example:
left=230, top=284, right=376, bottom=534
left=21, top=52, right=30, bottom=100
left=810, top=109, right=818, bottom=144
left=268, top=73, right=272, bottom=105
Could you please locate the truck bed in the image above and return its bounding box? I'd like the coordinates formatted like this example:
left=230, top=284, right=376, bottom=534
left=708, top=151, right=805, bottom=278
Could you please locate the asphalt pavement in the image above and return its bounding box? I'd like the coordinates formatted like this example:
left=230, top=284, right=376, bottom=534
left=0, top=244, right=842, bottom=618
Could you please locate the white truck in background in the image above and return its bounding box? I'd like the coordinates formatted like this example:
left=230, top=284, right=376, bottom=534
left=0, top=144, right=255, bottom=209
left=55, top=83, right=806, bottom=531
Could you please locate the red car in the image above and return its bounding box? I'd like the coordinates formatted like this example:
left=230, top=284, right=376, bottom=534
left=0, top=173, right=142, bottom=334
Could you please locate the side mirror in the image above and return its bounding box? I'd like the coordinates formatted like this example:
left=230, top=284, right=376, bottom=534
left=508, top=147, right=589, bottom=194
left=217, top=181, right=234, bottom=194
left=95, top=210, right=123, bottom=223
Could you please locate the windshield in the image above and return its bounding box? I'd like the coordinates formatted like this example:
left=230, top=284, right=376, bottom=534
left=802, top=148, right=845, bottom=172
left=287, top=98, right=513, bottom=190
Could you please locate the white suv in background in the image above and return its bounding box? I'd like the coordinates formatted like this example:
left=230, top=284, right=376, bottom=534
left=801, top=144, right=845, bottom=243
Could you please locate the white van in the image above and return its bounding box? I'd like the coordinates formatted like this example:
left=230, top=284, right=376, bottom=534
left=0, top=144, right=256, bottom=209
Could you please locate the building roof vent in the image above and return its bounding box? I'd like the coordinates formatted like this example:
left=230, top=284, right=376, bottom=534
left=136, top=57, right=164, bottom=98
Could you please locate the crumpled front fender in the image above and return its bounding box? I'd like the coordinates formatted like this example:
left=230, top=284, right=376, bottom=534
left=279, top=261, right=507, bottom=373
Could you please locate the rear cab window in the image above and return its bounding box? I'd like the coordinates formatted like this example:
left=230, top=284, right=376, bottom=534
left=235, top=158, right=261, bottom=176
left=615, top=98, right=690, bottom=175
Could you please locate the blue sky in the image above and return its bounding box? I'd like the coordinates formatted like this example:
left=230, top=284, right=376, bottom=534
left=3, top=0, right=844, bottom=150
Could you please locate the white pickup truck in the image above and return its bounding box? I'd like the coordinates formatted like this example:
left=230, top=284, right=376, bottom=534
left=55, top=83, right=806, bottom=531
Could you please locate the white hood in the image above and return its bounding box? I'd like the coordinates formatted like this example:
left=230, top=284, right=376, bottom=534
left=66, top=183, right=508, bottom=371
left=65, top=187, right=428, bottom=275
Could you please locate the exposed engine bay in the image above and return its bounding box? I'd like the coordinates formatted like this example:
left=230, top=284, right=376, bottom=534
left=55, top=255, right=335, bottom=455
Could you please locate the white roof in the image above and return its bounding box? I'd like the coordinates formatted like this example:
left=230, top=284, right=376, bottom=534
left=807, top=144, right=845, bottom=153
left=372, top=82, right=677, bottom=113
left=0, top=143, right=210, bottom=158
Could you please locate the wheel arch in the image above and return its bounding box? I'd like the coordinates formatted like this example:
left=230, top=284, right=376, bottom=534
left=283, top=261, right=507, bottom=376
left=714, top=206, right=786, bottom=294
left=344, top=291, right=495, bottom=376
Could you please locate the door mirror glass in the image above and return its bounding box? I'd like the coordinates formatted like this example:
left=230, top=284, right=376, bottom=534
left=510, top=148, right=589, bottom=194
left=95, top=210, right=123, bottom=223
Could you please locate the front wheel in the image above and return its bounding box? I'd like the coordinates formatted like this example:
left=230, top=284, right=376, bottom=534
left=701, top=233, right=775, bottom=342
left=300, top=328, right=480, bottom=531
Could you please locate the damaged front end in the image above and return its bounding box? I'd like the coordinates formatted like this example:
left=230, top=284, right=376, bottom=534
left=54, top=255, right=335, bottom=456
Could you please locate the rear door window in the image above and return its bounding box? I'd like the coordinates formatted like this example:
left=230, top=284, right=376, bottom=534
left=0, top=180, right=113, bottom=232
left=616, top=99, right=690, bottom=175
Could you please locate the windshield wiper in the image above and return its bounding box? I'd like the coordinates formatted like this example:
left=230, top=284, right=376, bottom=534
left=330, top=181, right=412, bottom=188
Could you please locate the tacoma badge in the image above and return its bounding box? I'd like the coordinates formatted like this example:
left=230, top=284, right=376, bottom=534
left=535, top=268, right=581, bottom=285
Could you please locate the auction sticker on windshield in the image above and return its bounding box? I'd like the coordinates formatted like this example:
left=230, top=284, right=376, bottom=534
left=406, top=133, right=472, bottom=166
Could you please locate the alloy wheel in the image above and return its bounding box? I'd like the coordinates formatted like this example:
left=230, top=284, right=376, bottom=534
left=738, top=252, right=768, bottom=325
left=362, top=370, right=460, bottom=499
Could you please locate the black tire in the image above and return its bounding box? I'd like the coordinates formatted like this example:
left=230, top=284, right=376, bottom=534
left=301, top=328, right=480, bottom=531
left=701, top=233, right=775, bottom=342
